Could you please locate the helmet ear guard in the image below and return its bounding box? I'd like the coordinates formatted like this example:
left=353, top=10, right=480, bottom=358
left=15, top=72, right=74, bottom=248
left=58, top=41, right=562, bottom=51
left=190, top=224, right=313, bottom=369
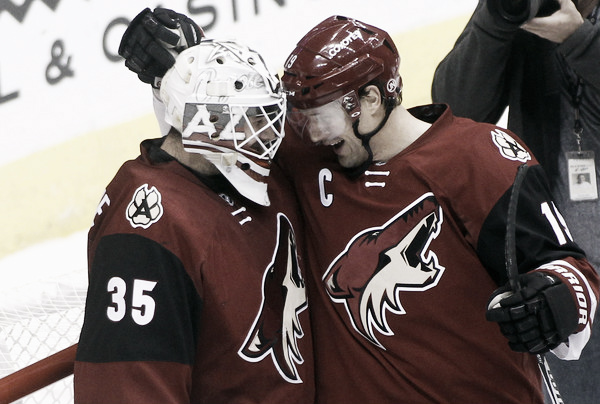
left=159, top=39, right=286, bottom=206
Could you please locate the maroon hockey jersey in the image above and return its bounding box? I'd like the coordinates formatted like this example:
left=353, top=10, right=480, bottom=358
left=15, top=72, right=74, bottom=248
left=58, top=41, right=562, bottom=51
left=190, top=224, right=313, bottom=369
left=276, top=104, right=598, bottom=404
left=74, top=139, right=314, bottom=404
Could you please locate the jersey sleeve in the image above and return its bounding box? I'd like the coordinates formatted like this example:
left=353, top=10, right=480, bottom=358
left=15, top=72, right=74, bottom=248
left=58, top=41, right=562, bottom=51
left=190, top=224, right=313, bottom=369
left=477, top=164, right=599, bottom=359
left=75, top=233, right=202, bottom=404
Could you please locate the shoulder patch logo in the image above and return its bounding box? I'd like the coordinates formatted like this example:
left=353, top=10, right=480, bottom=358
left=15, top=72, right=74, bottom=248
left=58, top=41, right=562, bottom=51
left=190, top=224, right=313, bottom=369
left=126, top=184, right=164, bottom=229
left=491, top=129, right=531, bottom=163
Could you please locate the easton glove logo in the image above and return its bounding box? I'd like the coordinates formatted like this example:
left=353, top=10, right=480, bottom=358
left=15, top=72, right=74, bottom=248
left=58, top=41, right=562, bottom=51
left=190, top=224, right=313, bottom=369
left=491, top=129, right=531, bottom=163
left=126, top=184, right=164, bottom=229
left=323, top=193, right=445, bottom=349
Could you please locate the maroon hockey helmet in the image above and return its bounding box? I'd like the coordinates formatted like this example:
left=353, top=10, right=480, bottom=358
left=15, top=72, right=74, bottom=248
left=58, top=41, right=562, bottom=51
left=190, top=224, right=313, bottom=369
left=282, top=15, right=402, bottom=113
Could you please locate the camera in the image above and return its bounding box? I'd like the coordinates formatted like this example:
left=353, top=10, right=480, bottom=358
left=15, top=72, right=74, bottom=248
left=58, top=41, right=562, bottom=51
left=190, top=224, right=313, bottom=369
left=487, top=0, right=561, bottom=23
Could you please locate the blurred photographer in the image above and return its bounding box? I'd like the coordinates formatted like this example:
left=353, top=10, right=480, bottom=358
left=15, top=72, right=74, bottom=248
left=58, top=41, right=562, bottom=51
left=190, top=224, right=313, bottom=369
left=432, top=0, right=600, bottom=402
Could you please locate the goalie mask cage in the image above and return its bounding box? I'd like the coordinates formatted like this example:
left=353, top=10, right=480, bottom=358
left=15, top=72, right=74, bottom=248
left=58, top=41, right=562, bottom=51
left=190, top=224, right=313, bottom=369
left=0, top=266, right=87, bottom=404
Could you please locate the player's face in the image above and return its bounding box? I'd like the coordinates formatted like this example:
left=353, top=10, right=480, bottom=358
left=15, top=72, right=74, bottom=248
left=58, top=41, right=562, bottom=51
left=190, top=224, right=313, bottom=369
left=288, top=100, right=369, bottom=168
left=242, top=113, right=281, bottom=157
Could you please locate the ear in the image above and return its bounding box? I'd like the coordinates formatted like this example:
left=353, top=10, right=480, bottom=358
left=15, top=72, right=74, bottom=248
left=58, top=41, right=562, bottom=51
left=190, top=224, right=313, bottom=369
left=360, top=85, right=383, bottom=113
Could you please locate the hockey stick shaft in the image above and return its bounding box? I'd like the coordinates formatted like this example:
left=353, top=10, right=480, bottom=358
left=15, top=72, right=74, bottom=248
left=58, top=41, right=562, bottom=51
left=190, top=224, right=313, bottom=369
left=505, top=164, right=528, bottom=293
left=537, top=354, right=564, bottom=404
left=505, top=164, right=563, bottom=404
left=0, top=343, right=77, bottom=404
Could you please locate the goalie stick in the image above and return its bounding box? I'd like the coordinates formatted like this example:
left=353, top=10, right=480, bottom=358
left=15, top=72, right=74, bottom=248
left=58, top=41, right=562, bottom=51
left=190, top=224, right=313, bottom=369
left=505, top=164, right=563, bottom=404
left=0, top=344, right=77, bottom=404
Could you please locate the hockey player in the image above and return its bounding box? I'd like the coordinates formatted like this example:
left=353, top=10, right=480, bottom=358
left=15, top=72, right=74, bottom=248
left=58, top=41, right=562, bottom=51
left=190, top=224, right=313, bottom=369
left=278, top=15, right=599, bottom=404
left=115, top=8, right=599, bottom=404
left=73, top=14, right=314, bottom=404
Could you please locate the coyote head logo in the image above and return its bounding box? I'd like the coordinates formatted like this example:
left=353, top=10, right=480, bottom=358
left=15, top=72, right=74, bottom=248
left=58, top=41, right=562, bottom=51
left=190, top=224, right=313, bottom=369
left=324, top=193, right=444, bottom=348
left=239, top=213, right=307, bottom=383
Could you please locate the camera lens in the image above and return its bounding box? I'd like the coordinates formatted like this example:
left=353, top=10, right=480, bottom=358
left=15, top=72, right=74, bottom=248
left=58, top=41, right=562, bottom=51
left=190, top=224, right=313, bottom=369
left=501, top=0, right=529, bottom=16
left=487, top=0, right=560, bottom=23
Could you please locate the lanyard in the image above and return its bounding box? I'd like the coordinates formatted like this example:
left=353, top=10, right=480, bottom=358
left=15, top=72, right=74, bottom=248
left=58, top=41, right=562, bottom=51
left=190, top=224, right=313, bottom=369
left=569, top=77, right=585, bottom=153
left=566, top=4, right=599, bottom=154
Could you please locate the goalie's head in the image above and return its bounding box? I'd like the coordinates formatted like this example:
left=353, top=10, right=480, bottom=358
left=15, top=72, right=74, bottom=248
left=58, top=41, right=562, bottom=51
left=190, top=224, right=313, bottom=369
left=159, top=39, right=286, bottom=206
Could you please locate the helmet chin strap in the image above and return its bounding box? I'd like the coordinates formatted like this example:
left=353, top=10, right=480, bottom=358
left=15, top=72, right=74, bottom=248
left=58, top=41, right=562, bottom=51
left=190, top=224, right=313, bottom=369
left=344, top=103, right=394, bottom=179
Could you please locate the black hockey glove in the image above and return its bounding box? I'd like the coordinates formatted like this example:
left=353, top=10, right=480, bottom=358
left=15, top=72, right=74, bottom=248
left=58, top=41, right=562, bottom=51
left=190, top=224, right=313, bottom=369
left=118, top=7, right=203, bottom=86
left=486, top=271, right=579, bottom=355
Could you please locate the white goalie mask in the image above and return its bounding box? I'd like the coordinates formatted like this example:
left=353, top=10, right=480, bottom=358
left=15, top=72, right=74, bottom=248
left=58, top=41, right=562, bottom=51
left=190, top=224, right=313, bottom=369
left=159, top=39, right=286, bottom=206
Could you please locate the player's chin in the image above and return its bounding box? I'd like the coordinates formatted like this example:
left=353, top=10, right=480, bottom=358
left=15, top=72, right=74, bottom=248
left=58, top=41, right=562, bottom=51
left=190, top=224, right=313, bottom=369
left=337, top=150, right=369, bottom=169
left=338, top=156, right=363, bottom=169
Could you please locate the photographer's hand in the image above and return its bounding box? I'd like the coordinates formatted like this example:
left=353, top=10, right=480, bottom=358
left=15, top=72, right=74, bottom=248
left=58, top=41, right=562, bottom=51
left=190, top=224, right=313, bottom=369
left=521, top=0, right=584, bottom=42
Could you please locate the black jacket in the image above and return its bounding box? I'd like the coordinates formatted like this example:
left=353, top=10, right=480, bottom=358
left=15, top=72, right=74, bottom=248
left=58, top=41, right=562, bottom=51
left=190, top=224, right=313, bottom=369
left=432, top=0, right=600, bottom=184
